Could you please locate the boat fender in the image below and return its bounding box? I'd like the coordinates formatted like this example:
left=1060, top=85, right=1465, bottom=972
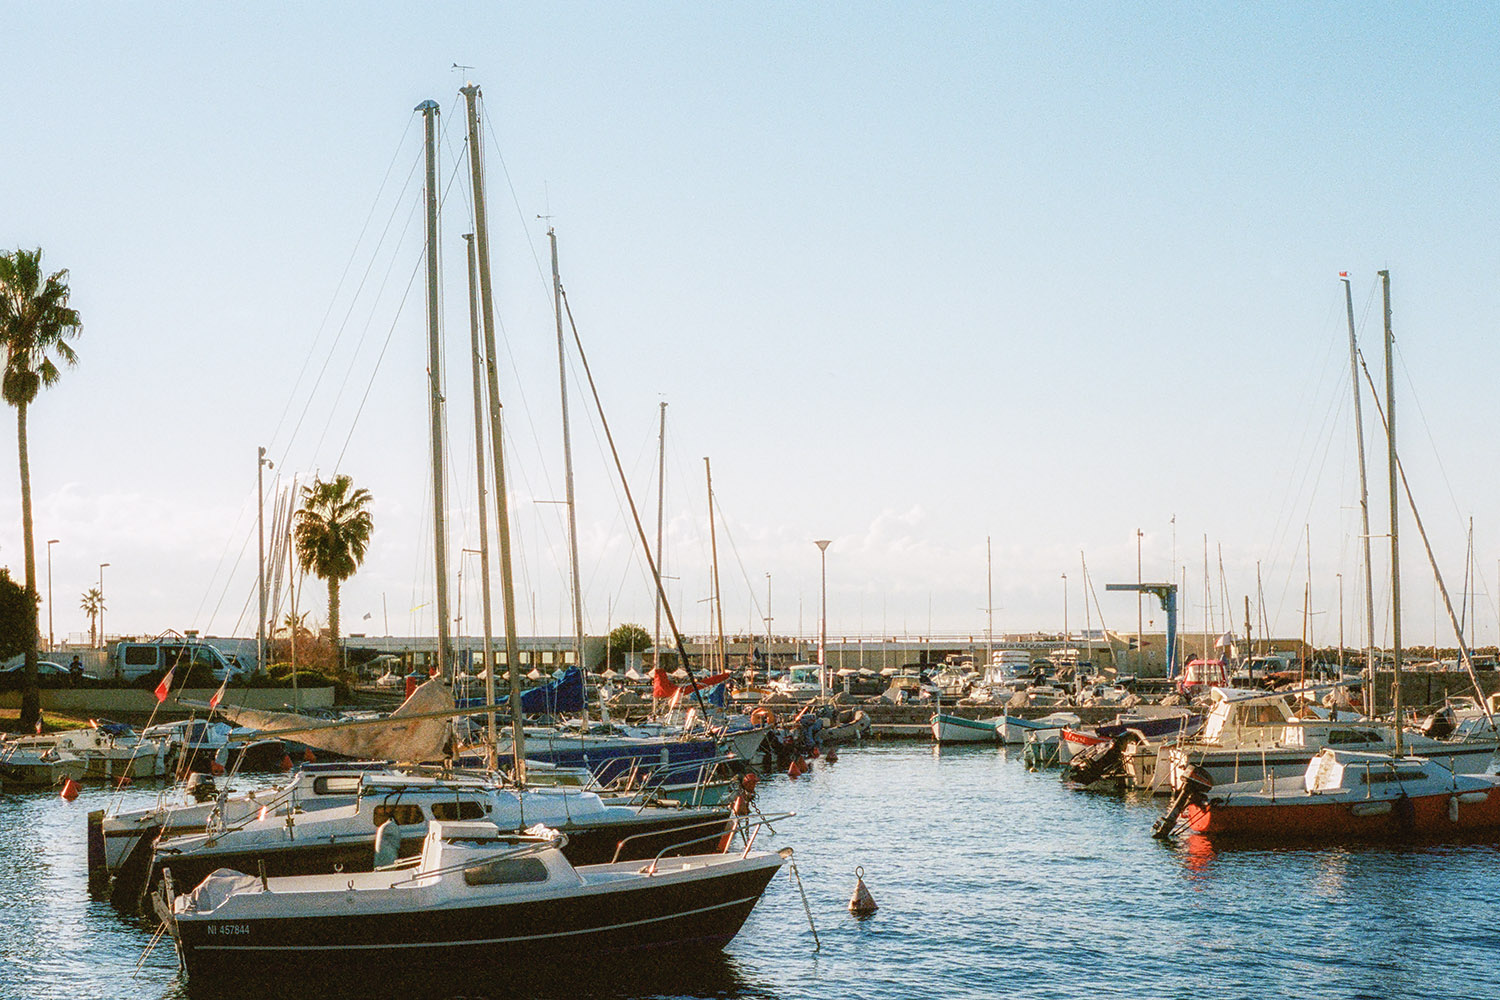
left=826, top=747, right=838, bottom=764
left=59, top=777, right=80, bottom=801
left=304, top=748, right=317, bottom=764
left=849, top=866, right=878, bottom=916
left=718, top=793, right=751, bottom=852
left=279, top=753, right=293, bottom=772
left=373, top=819, right=401, bottom=868
left=788, top=756, right=806, bottom=779
left=1457, top=791, right=1489, bottom=805
left=1449, top=795, right=1460, bottom=823
left=739, top=772, right=759, bottom=800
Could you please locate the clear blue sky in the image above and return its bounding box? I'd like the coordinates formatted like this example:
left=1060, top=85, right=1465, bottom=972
left=5, top=4, right=1499, bottom=651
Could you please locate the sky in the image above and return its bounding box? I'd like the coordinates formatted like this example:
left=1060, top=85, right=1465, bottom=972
left=5, top=4, right=1500, bottom=653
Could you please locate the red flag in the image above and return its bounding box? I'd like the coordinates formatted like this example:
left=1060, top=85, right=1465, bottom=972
left=154, top=668, right=174, bottom=703
left=209, top=676, right=228, bottom=710
left=1339, top=271, right=1348, bottom=277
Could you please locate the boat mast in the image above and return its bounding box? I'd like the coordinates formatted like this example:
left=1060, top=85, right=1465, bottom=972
left=652, top=402, right=666, bottom=675
left=986, top=537, right=994, bottom=668
left=705, top=457, right=726, bottom=677
left=459, top=83, right=525, bottom=781
left=548, top=228, right=587, bottom=726
left=462, top=232, right=497, bottom=760
left=417, top=99, right=453, bottom=681
left=1382, top=269, right=1404, bottom=757
left=257, top=446, right=268, bottom=678
left=1342, top=274, right=1378, bottom=719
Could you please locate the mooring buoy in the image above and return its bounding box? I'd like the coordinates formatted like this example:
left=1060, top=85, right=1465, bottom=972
left=849, top=865, right=878, bottom=915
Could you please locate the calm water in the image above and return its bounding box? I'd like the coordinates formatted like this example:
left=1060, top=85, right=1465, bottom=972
left=4, top=743, right=1499, bottom=1000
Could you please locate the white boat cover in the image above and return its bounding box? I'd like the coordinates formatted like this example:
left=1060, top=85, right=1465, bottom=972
left=216, top=679, right=455, bottom=762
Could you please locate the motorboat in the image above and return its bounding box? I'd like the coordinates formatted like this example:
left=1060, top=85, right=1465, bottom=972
left=1169, top=747, right=1500, bottom=840
left=139, top=718, right=288, bottom=774
left=930, top=713, right=1001, bottom=744
left=1164, top=687, right=1499, bottom=790
left=998, top=712, right=1080, bottom=745
left=144, top=770, right=734, bottom=897
left=158, top=819, right=786, bottom=983
left=1, top=722, right=170, bottom=784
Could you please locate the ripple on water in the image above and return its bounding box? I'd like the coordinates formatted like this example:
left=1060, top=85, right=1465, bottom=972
left=3, top=745, right=1499, bottom=1000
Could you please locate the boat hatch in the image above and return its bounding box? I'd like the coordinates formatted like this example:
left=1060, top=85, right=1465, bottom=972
left=312, top=775, right=362, bottom=796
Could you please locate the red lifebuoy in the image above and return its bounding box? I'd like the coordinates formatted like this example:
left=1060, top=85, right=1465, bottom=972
left=750, top=707, right=778, bottom=729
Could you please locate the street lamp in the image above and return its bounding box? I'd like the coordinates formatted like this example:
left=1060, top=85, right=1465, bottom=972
left=46, top=539, right=59, bottom=652
left=814, top=540, right=831, bottom=697
left=98, top=562, right=110, bottom=650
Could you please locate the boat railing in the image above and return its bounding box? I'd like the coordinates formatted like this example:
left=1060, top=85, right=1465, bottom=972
left=608, top=754, right=737, bottom=805
left=633, top=811, right=797, bottom=873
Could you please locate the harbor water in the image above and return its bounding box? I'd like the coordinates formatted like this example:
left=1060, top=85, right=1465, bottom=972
left=3, top=742, right=1498, bottom=1000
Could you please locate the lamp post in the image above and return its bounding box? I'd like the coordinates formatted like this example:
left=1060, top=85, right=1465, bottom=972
left=46, top=539, right=59, bottom=652
left=98, top=562, right=110, bottom=650
left=815, top=540, right=831, bottom=697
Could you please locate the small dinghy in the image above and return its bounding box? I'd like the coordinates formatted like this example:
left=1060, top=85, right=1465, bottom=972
left=158, top=820, right=786, bottom=983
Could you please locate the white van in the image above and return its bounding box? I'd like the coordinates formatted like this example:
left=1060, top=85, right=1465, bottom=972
left=113, top=640, right=241, bottom=683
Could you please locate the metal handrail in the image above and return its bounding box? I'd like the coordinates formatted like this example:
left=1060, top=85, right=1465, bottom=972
left=637, top=812, right=795, bottom=872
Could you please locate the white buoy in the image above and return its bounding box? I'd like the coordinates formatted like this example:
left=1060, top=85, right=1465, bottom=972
left=849, top=865, right=878, bottom=915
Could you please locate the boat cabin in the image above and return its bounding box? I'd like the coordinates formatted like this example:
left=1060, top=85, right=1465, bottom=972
left=1179, top=659, right=1228, bottom=697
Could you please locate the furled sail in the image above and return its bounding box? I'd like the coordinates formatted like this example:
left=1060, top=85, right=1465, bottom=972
left=214, top=678, right=455, bottom=762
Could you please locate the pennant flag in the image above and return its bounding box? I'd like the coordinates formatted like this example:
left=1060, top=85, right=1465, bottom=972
left=209, top=675, right=229, bottom=710
left=1339, top=271, right=1348, bottom=277
left=154, top=668, right=174, bottom=703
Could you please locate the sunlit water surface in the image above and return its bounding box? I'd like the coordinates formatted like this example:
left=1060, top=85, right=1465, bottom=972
left=3, top=743, right=1498, bottom=1000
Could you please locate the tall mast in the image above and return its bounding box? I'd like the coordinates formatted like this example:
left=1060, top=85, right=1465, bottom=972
left=462, top=232, right=497, bottom=759
left=705, top=457, right=726, bottom=676
left=548, top=228, right=587, bottom=725
left=986, top=537, right=994, bottom=667
left=460, top=83, right=525, bottom=781
left=257, top=446, right=268, bottom=677
left=1381, top=269, right=1403, bottom=757
left=417, top=99, right=452, bottom=680
left=1342, top=274, right=1378, bottom=719
left=653, top=402, right=666, bottom=673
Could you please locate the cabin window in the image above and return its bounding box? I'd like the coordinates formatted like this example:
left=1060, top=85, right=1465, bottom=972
left=541, top=650, right=555, bottom=665
left=1253, top=706, right=1283, bottom=725
left=562, top=650, right=576, bottom=665
left=312, top=776, right=361, bottom=796
left=124, top=646, right=158, bottom=667
left=463, top=857, right=548, bottom=886
left=519, top=651, right=532, bottom=665
left=431, top=800, right=487, bottom=821
left=1328, top=730, right=1381, bottom=745
left=372, top=804, right=426, bottom=826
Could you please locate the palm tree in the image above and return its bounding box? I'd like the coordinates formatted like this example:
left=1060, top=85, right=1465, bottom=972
left=0, top=249, right=80, bottom=730
left=293, top=474, right=373, bottom=650
left=80, top=587, right=104, bottom=648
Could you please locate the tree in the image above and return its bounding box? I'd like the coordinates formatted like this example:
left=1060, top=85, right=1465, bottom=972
left=0, top=569, right=34, bottom=662
left=80, top=587, right=104, bottom=648
left=293, top=474, right=373, bottom=651
left=0, top=249, right=81, bottom=730
left=607, top=622, right=652, bottom=669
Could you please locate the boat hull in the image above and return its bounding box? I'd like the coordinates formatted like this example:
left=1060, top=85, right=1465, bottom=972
left=1170, top=740, right=1498, bottom=790
left=931, top=714, right=1000, bottom=744
left=1184, top=787, right=1500, bottom=839
left=170, top=854, right=782, bottom=982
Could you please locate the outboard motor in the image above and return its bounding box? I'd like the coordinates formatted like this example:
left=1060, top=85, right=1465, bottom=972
left=1418, top=706, right=1456, bottom=741
left=185, top=772, right=217, bottom=802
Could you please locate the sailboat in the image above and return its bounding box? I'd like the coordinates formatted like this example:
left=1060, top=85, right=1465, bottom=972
left=1157, top=272, right=1500, bottom=841
left=156, top=89, right=787, bottom=982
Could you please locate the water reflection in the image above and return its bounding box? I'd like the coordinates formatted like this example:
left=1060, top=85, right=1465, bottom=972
left=180, top=949, right=758, bottom=1000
